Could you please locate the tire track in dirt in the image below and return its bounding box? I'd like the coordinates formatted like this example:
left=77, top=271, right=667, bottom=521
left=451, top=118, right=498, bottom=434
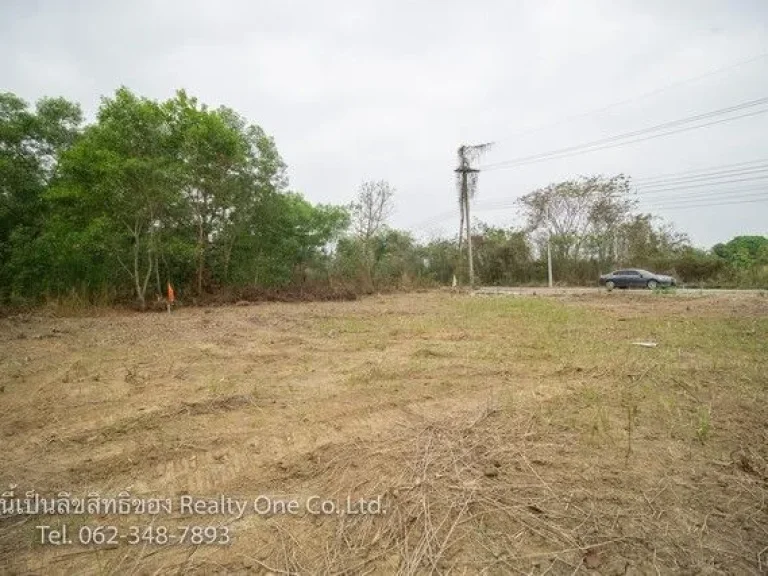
left=135, top=390, right=495, bottom=496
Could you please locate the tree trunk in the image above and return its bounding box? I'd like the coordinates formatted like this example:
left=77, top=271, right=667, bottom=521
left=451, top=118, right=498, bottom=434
left=369, top=249, right=376, bottom=292
left=196, top=218, right=205, bottom=296
left=133, top=242, right=144, bottom=309
left=223, top=239, right=234, bottom=282
left=128, top=221, right=156, bottom=310
left=131, top=222, right=146, bottom=309
left=155, top=252, right=161, bottom=298
left=141, top=246, right=153, bottom=307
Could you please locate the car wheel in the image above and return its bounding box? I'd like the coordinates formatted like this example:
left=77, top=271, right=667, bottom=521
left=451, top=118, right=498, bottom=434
left=647, top=279, right=658, bottom=290
left=605, top=280, right=615, bottom=291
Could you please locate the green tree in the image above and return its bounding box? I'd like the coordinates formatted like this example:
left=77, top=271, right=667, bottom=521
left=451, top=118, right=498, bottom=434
left=473, top=224, right=533, bottom=285
left=518, top=175, right=635, bottom=281
left=372, top=229, right=425, bottom=288
left=2, top=87, right=364, bottom=304
left=422, top=239, right=460, bottom=285
left=617, top=214, right=688, bottom=270
left=0, top=92, right=82, bottom=301
left=713, top=236, right=768, bottom=268
left=165, top=93, right=289, bottom=294
left=349, top=180, right=395, bottom=290
left=229, top=192, right=349, bottom=287
left=42, top=88, right=179, bottom=307
left=166, top=93, right=248, bottom=294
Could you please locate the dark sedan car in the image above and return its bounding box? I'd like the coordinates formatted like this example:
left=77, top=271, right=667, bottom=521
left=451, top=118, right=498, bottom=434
left=599, top=268, right=676, bottom=290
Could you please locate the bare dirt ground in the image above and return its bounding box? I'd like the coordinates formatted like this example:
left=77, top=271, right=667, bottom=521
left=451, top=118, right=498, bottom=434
left=1, top=290, right=767, bottom=575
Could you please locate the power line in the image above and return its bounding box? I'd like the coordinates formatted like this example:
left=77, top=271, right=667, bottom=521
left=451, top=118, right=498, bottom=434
left=405, top=196, right=461, bottom=231
left=642, top=196, right=768, bottom=211
left=481, top=97, right=768, bottom=171
left=463, top=193, right=767, bottom=218
left=485, top=107, right=768, bottom=171
left=409, top=159, right=768, bottom=231
left=410, top=191, right=768, bottom=233
left=492, top=51, right=768, bottom=143
left=483, top=98, right=768, bottom=170
left=415, top=186, right=764, bottom=227
left=411, top=211, right=455, bottom=230
left=635, top=173, right=768, bottom=194
left=642, top=189, right=768, bottom=206
left=632, top=158, right=768, bottom=183
left=421, top=184, right=768, bottom=222
left=416, top=172, right=768, bottom=223
left=635, top=171, right=768, bottom=191
left=635, top=185, right=768, bottom=201
left=470, top=182, right=767, bottom=211
left=485, top=97, right=768, bottom=169
left=479, top=193, right=768, bottom=213
left=633, top=165, right=768, bottom=187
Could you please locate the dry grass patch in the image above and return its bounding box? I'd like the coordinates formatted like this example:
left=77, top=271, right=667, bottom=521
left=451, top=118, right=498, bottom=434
left=0, top=291, right=766, bottom=574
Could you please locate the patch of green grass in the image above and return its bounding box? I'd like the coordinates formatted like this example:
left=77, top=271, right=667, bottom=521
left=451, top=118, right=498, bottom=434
left=412, top=347, right=451, bottom=359
left=580, top=385, right=602, bottom=405
left=696, top=405, right=712, bottom=443
left=324, top=294, right=764, bottom=458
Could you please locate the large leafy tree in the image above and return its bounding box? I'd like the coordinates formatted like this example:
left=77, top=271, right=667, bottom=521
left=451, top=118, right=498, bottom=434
left=24, top=89, right=300, bottom=305
left=232, top=192, right=349, bottom=287
left=713, top=235, right=768, bottom=268
left=517, top=175, right=637, bottom=282
left=166, top=94, right=247, bottom=294
left=618, top=214, right=689, bottom=268
left=0, top=92, right=82, bottom=300
left=371, top=229, right=426, bottom=287
left=473, top=225, right=533, bottom=285
left=1, top=88, right=356, bottom=303
left=34, top=88, right=347, bottom=304
left=165, top=94, right=289, bottom=294
left=518, top=175, right=635, bottom=264
left=45, top=88, right=179, bottom=307
left=421, top=240, right=460, bottom=285
left=348, top=180, right=396, bottom=290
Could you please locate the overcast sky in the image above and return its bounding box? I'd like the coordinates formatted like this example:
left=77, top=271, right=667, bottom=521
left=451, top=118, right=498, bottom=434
left=2, top=0, right=767, bottom=247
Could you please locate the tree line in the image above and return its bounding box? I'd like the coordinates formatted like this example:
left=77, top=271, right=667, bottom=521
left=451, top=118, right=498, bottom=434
left=1, top=88, right=766, bottom=308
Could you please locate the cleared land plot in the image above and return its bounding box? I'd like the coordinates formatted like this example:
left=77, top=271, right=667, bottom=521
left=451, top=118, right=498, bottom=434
left=1, top=291, right=767, bottom=574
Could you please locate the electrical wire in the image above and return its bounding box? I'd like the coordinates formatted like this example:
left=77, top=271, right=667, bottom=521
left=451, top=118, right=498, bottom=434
left=641, top=190, right=768, bottom=206
left=415, top=54, right=768, bottom=231
left=412, top=195, right=768, bottom=235
left=635, top=174, right=768, bottom=194
left=410, top=186, right=768, bottom=231
left=633, top=166, right=768, bottom=188
left=635, top=185, right=768, bottom=201
left=481, top=98, right=768, bottom=171
left=631, top=158, right=768, bottom=183
left=476, top=193, right=768, bottom=213
left=492, top=51, right=768, bottom=143
left=408, top=160, right=768, bottom=231
left=641, top=196, right=768, bottom=210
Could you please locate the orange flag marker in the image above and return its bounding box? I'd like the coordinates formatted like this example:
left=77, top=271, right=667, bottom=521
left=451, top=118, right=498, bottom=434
left=167, top=282, right=175, bottom=314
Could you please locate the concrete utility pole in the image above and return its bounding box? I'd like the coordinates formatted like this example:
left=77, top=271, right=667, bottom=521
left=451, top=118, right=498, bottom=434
left=455, top=163, right=479, bottom=287
left=456, top=144, right=489, bottom=288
